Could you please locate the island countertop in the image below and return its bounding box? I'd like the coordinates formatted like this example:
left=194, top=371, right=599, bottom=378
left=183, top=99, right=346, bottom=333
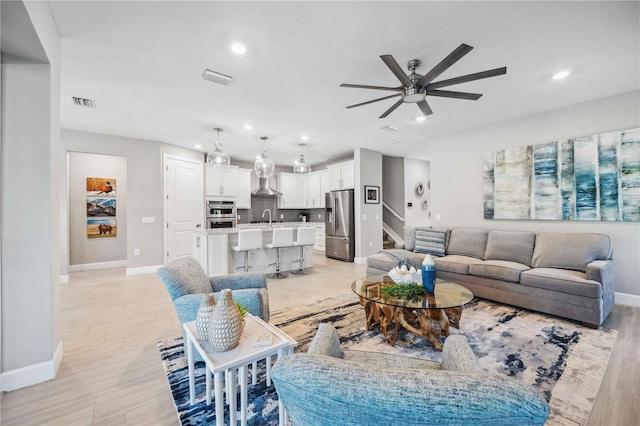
left=196, top=222, right=324, bottom=234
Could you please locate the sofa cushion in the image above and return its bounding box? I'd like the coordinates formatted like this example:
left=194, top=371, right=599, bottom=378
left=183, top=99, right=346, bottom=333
left=485, top=231, right=536, bottom=266
left=469, top=260, right=530, bottom=283
left=434, top=255, right=484, bottom=275
left=404, top=226, right=417, bottom=251
left=414, top=228, right=447, bottom=256
left=532, top=233, right=612, bottom=272
left=446, top=228, right=488, bottom=260
left=307, top=323, right=342, bottom=358
left=520, top=268, right=602, bottom=298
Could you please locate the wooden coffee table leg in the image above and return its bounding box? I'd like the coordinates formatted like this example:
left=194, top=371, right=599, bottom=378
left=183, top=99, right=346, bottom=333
left=444, top=306, right=463, bottom=329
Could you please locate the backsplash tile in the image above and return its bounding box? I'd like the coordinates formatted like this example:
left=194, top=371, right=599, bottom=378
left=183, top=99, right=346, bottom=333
left=236, top=197, right=325, bottom=224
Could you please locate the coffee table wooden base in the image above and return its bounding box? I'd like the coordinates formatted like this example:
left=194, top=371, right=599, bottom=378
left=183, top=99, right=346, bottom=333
left=359, top=297, right=463, bottom=351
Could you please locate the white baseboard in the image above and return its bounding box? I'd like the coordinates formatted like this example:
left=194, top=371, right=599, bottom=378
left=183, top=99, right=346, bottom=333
left=615, top=291, right=640, bottom=307
left=354, top=257, right=367, bottom=264
left=59, top=274, right=69, bottom=284
left=126, top=264, right=163, bottom=275
left=68, top=260, right=126, bottom=272
left=1, top=341, right=63, bottom=391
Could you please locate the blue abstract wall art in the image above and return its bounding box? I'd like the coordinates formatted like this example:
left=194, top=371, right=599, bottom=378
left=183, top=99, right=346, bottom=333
left=484, top=128, right=640, bottom=221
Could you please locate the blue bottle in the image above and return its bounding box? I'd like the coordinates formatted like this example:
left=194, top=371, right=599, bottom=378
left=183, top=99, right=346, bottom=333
left=421, top=254, right=436, bottom=293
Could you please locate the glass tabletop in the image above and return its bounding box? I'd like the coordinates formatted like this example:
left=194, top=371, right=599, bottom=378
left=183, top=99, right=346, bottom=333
left=351, top=275, right=474, bottom=310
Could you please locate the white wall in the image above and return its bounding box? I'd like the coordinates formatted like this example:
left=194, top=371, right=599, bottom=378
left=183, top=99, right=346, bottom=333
left=355, top=148, right=383, bottom=260
left=68, top=152, right=127, bottom=266
left=1, top=0, right=61, bottom=389
left=404, top=158, right=431, bottom=227
left=430, top=90, right=640, bottom=298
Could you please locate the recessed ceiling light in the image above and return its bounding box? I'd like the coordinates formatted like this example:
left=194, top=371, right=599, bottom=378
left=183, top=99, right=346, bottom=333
left=301, top=135, right=309, bottom=141
left=552, top=70, right=571, bottom=80
left=230, top=43, right=247, bottom=55
left=194, top=144, right=202, bottom=149
left=388, top=140, right=398, bottom=144
left=244, top=124, right=253, bottom=130
left=416, top=116, right=426, bottom=122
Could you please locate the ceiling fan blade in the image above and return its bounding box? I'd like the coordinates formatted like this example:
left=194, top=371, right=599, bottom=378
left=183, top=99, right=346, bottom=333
left=340, top=83, right=403, bottom=91
left=379, top=98, right=405, bottom=119
left=427, top=67, right=507, bottom=89
left=346, top=93, right=401, bottom=109
left=416, top=43, right=473, bottom=87
left=380, top=55, right=412, bottom=87
left=417, top=100, right=433, bottom=116
left=426, top=89, right=483, bottom=100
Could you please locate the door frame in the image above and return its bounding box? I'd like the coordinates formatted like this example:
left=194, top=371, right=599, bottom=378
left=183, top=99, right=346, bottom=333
left=162, top=153, right=204, bottom=265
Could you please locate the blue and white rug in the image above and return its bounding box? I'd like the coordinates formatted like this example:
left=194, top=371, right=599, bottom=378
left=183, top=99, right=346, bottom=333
left=158, top=293, right=617, bottom=426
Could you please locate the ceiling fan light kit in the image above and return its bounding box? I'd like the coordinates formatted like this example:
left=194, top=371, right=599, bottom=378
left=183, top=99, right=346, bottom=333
left=341, top=43, right=507, bottom=119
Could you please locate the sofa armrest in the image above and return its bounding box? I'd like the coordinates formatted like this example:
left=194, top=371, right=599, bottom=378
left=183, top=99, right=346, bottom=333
left=441, top=335, right=482, bottom=372
left=210, top=272, right=267, bottom=292
left=586, top=260, right=614, bottom=286
left=272, top=353, right=549, bottom=426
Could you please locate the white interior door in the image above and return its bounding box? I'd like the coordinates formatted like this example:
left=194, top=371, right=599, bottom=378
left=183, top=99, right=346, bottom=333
left=164, top=155, right=203, bottom=263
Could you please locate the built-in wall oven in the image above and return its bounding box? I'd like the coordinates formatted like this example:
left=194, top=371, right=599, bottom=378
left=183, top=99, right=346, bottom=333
left=206, top=199, right=236, bottom=229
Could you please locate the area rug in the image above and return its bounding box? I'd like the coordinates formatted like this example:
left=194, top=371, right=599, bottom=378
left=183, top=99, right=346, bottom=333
left=158, top=293, right=617, bottom=426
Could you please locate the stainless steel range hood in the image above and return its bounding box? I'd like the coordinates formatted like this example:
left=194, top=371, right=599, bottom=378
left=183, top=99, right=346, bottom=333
left=251, top=177, right=281, bottom=196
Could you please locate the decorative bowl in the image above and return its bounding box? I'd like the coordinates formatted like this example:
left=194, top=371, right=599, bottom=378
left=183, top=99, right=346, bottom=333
left=388, top=266, right=419, bottom=285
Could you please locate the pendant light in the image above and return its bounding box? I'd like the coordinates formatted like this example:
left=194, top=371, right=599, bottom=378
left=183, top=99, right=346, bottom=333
left=206, top=127, right=230, bottom=168
left=254, top=136, right=275, bottom=178
left=293, top=143, right=311, bottom=174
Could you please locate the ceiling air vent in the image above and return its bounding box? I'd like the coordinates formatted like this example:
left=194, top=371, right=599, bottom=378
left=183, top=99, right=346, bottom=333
left=381, top=125, right=399, bottom=132
left=202, top=69, right=234, bottom=85
left=72, top=97, right=95, bottom=108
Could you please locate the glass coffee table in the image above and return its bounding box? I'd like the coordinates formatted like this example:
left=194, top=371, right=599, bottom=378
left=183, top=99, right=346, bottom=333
left=351, top=275, right=474, bottom=351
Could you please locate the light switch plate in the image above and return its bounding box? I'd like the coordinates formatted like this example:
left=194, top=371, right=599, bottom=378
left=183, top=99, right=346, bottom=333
left=142, top=216, right=156, bottom=224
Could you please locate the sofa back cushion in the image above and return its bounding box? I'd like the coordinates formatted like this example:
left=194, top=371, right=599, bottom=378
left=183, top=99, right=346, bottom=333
left=414, top=228, right=447, bottom=257
left=532, top=233, right=612, bottom=272
left=485, top=231, right=536, bottom=266
left=446, top=228, right=488, bottom=259
left=403, top=226, right=417, bottom=251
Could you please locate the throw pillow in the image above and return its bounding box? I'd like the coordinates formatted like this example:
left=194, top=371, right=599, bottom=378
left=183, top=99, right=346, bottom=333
left=404, top=226, right=417, bottom=251
left=414, top=228, right=447, bottom=257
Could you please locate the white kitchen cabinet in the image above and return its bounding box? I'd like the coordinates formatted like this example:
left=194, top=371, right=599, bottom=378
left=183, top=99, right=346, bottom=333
left=235, top=169, right=252, bottom=209
left=320, top=171, right=330, bottom=207
left=193, top=232, right=229, bottom=276
left=309, top=223, right=325, bottom=253
left=307, top=172, right=322, bottom=208
left=277, top=173, right=298, bottom=208
left=327, top=161, right=354, bottom=190
left=206, top=167, right=236, bottom=197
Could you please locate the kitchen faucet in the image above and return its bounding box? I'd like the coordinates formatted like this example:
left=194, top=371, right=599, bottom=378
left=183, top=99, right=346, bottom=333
left=262, top=209, right=272, bottom=228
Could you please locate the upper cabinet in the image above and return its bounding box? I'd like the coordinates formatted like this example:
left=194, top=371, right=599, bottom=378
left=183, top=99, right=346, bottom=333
left=235, top=169, right=252, bottom=209
left=327, top=161, right=354, bottom=191
left=277, top=172, right=299, bottom=208
left=206, top=167, right=236, bottom=197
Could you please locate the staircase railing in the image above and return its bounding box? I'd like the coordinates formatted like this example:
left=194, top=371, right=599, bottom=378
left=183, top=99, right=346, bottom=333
left=382, top=201, right=405, bottom=222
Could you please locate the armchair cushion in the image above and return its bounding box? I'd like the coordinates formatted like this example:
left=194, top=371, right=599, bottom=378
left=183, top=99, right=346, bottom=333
left=157, top=257, right=212, bottom=300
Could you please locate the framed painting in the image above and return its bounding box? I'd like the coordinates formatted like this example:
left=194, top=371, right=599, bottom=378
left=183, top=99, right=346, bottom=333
left=86, top=198, right=116, bottom=217
left=364, top=185, right=380, bottom=204
left=86, top=177, right=116, bottom=197
left=87, top=218, right=117, bottom=238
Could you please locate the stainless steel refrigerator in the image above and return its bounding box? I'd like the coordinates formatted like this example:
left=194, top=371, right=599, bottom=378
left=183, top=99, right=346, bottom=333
left=325, top=189, right=355, bottom=262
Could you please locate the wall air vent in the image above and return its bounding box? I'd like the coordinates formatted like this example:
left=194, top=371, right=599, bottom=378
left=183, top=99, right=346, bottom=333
left=202, top=69, right=234, bottom=85
left=72, top=97, right=95, bottom=108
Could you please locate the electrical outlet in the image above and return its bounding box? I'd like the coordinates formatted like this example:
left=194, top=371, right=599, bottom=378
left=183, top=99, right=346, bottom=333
left=362, top=214, right=367, bottom=220
left=436, top=214, right=441, bottom=221
left=369, top=241, right=373, bottom=248
left=318, top=214, right=321, bottom=219
left=280, top=214, right=284, bottom=219
left=375, top=214, right=379, bottom=220
left=134, top=248, right=140, bottom=256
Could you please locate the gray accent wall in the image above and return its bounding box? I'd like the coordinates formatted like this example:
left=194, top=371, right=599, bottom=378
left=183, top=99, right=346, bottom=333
left=382, top=155, right=404, bottom=238
left=404, top=158, right=431, bottom=228
left=355, top=148, right=383, bottom=260
left=429, top=90, right=640, bottom=297
left=68, top=152, right=127, bottom=266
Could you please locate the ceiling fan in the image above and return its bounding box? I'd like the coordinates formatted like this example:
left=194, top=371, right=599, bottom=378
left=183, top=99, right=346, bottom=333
left=340, top=43, right=507, bottom=119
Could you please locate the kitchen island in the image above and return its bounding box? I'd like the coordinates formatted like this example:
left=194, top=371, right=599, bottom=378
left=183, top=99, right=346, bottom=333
left=193, top=222, right=324, bottom=276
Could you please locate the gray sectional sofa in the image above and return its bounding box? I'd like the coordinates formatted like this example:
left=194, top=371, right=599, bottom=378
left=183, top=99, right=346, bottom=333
left=366, top=228, right=614, bottom=327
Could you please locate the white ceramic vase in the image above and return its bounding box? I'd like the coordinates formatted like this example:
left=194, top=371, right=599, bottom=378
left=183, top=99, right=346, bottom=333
left=196, top=295, right=217, bottom=340
left=207, top=289, right=243, bottom=351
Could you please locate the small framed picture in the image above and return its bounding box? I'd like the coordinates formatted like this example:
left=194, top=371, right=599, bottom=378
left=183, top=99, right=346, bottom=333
left=364, top=185, right=380, bottom=204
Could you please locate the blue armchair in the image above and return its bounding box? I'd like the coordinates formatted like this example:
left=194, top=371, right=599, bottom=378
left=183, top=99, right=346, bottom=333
left=157, top=257, right=270, bottom=328
left=272, top=324, right=550, bottom=426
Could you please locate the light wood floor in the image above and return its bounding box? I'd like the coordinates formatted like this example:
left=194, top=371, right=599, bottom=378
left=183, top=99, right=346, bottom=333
left=1, top=254, right=637, bottom=425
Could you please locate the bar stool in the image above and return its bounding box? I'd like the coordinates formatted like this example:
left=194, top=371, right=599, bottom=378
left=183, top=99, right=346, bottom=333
left=292, top=227, right=317, bottom=275
left=266, top=228, right=293, bottom=279
left=231, top=229, right=263, bottom=272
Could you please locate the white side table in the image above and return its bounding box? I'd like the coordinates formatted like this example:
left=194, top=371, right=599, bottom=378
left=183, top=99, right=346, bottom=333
left=183, top=315, right=297, bottom=426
